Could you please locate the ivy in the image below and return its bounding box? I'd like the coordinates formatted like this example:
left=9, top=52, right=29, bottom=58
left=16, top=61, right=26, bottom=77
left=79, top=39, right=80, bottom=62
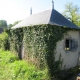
left=7, top=24, right=69, bottom=80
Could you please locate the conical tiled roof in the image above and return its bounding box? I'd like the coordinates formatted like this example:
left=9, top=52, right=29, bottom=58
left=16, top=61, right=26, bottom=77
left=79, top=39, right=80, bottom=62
left=12, top=9, right=79, bottom=29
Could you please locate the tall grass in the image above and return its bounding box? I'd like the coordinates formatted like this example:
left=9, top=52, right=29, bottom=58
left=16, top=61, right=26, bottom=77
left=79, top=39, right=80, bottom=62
left=0, top=49, right=49, bottom=80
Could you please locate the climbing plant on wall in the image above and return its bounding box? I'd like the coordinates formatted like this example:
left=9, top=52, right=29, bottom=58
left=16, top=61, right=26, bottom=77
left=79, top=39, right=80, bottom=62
left=7, top=24, right=69, bottom=80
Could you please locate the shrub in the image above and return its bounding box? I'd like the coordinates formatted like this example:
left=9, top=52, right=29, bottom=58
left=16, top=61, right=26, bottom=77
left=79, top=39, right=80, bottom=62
left=0, top=32, right=8, bottom=49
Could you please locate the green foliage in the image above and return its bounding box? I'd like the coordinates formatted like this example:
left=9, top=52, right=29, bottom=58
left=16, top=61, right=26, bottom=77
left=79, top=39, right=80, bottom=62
left=0, top=49, right=18, bottom=65
left=0, top=49, right=49, bottom=80
left=7, top=24, right=69, bottom=80
left=0, top=32, right=8, bottom=49
left=59, top=66, right=79, bottom=80
left=62, top=2, right=80, bottom=27
left=0, top=20, right=7, bottom=28
left=43, top=25, right=67, bottom=80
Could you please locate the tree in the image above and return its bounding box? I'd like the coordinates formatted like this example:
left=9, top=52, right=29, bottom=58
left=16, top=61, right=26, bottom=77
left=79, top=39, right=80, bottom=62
left=9, top=20, right=21, bottom=28
left=62, top=3, right=80, bottom=27
left=0, top=20, right=7, bottom=28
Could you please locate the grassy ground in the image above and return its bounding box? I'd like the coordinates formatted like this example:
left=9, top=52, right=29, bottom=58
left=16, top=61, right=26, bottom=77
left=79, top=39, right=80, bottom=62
left=0, top=49, right=49, bottom=80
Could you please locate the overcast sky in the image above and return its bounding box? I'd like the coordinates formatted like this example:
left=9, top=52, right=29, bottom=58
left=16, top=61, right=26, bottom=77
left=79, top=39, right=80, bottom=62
left=0, top=0, right=80, bottom=24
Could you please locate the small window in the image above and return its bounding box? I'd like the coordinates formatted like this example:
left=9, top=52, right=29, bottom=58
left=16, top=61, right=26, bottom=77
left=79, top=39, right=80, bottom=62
left=65, top=38, right=78, bottom=51
left=65, top=39, right=72, bottom=50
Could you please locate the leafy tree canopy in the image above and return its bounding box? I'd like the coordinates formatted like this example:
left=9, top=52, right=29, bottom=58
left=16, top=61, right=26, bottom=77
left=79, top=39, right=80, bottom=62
left=0, top=20, right=7, bottom=28
left=62, top=2, right=80, bottom=27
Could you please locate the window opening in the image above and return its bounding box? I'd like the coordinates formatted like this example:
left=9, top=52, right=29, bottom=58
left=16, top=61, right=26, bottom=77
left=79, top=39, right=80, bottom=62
left=65, top=38, right=78, bottom=51
left=65, top=39, right=72, bottom=50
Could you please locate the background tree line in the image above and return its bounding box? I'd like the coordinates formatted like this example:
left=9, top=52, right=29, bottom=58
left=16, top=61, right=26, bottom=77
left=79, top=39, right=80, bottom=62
left=0, top=20, right=21, bottom=28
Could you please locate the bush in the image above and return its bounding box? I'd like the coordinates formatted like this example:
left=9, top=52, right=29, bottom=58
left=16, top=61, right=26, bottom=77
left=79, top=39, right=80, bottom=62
left=0, top=32, right=8, bottom=49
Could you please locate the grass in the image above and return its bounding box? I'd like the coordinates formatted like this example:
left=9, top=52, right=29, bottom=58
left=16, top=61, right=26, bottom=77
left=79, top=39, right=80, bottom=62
left=0, top=49, right=49, bottom=80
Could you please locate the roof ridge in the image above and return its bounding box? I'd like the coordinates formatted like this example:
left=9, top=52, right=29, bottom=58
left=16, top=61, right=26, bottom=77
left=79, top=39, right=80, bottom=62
left=12, top=9, right=79, bottom=29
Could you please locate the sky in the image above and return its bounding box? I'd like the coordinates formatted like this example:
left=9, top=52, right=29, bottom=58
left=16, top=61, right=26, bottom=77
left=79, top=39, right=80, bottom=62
left=0, top=0, right=80, bottom=24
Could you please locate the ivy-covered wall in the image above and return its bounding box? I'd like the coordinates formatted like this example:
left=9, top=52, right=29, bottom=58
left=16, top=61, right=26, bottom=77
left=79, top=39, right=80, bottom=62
left=7, top=24, right=69, bottom=80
